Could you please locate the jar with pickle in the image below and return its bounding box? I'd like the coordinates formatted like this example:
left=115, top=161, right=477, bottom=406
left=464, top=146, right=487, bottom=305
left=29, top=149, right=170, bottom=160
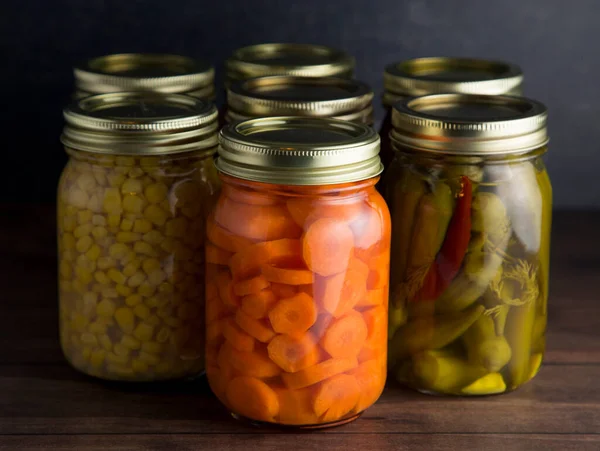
left=74, top=53, right=215, bottom=100
left=385, top=94, right=551, bottom=396
left=379, top=57, right=523, bottom=171
left=58, top=92, right=221, bottom=381
left=206, top=117, right=390, bottom=427
left=225, top=75, right=373, bottom=125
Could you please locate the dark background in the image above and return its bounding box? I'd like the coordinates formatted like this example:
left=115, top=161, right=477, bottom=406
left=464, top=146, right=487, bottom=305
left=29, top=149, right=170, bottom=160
left=2, top=0, right=597, bottom=208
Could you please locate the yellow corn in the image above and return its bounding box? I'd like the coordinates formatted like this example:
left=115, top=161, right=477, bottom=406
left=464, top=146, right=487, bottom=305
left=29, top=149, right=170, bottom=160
left=106, top=352, right=129, bottom=365
left=88, top=321, right=107, bottom=334
left=121, top=178, right=143, bottom=194
left=85, top=244, right=101, bottom=261
left=108, top=243, right=129, bottom=260
left=76, top=173, right=96, bottom=192
left=133, top=241, right=156, bottom=257
left=113, top=343, right=131, bottom=357
left=77, top=209, right=93, bottom=225
left=123, top=195, right=146, bottom=214
left=96, top=256, right=115, bottom=270
left=124, top=294, right=142, bottom=307
left=131, top=358, right=149, bottom=373
left=133, top=323, right=155, bottom=341
left=74, top=223, right=93, bottom=239
left=142, top=258, right=161, bottom=275
left=122, top=260, right=141, bottom=277
left=114, top=307, right=135, bottom=334
left=121, top=335, right=141, bottom=350
left=133, top=304, right=151, bottom=320
left=141, top=341, right=163, bottom=354
left=103, top=188, right=122, bottom=213
left=127, top=271, right=145, bottom=288
left=107, top=214, right=121, bottom=228
left=133, top=219, right=153, bottom=234
left=89, top=349, right=106, bottom=368
left=106, top=268, right=126, bottom=285
left=62, top=233, right=76, bottom=250
left=138, top=351, right=160, bottom=366
left=148, top=269, right=166, bottom=286
left=92, top=214, right=106, bottom=226
left=156, top=326, right=171, bottom=343
left=142, top=230, right=164, bottom=245
left=146, top=315, right=161, bottom=326
left=116, top=232, right=141, bottom=243
left=138, top=282, right=156, bottom=298
left=107, top=173, right=126, bottom=188
left=99, top=334, right=113, bottom=351
left=97, top=299, right=116, bottom=317
left=91, top=226, right=108, bottom=239
left=145, top=183, right=168, bottom=204
left=144, top=204, right=169, bottom=226
left=115, top=284, right=132, bottom=297
left=69, top=189, right=89, bottom=209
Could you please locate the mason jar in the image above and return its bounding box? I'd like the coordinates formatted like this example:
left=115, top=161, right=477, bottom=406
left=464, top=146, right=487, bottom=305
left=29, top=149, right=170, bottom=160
left=73, top=53, right=215, bottom=100
left=206, top=117, right=390, bottom=428
left=384, top=94, right=551, bottom=396
left=58, top=92, right=221, bottom=381
left=225, top=76, right=373, bottom=125
left=379, top=57, right=523, bottom=171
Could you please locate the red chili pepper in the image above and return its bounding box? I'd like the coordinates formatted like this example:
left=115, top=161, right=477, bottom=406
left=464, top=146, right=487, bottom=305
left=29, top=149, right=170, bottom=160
left=412, top=176, right=473, bottom=302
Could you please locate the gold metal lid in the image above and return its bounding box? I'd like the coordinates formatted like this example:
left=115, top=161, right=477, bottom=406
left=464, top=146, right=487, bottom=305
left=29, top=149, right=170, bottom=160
left=74, top=53, right=215, bottom=97
left=226, top=76, right=374, bottom=124
left=225, top=43, right=355, bottom=84
left=383, top=57, right=523, bottom=106
left=217, top=116, right=382, bottom=185
left=62, top=92, right=218, bottom=155
left=390, top=94, right=548, bottom=156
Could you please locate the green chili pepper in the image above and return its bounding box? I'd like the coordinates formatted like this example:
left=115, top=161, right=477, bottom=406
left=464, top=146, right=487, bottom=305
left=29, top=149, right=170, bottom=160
left=461, top=372, right=506, bottom=395
left=463, top=314, right=512, bottom=372
left=505, top=298, right=537, bottom=388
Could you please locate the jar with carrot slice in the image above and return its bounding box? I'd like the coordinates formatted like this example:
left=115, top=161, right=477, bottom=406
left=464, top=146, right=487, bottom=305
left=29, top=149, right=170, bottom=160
left=205, top=116, right=390, bottom=428
left=385, top=94, right=551, bottom=395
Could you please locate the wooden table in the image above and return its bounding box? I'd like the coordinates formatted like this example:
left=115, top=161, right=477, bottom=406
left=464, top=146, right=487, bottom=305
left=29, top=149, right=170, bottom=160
left=1, top=206, right=599, bottom=450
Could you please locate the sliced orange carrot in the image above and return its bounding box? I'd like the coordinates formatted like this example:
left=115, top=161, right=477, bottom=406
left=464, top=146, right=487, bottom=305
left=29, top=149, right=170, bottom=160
left=228, top=345, right=281, bottom=379
left=366, top=251, right=390, bottom=290
left=282, top=357, right=358, bottom=389
left=230, top=239, right=302, bottom=279
left=358, top=306, right=388, bottom=362
left=309, top=313, right=334, bottom=340
left=349, top=359, right=386, bottom=412
left=356, top=287, right=388, bottom=309
left=271, top=283, right=297, bottom=299
left=207, top=214, right=255, bottom=253
left=206, top=244, right=233, bottom=265
left=262, top=264, right=314, bottom=285
left=302, top=218, right=355, bottom=277
left=268, top=292, right=317, bottom=336
left=267, top=334, right=320, bottom=373
left=223, top=318, right=255, bottom=352
left=286, top=198, right=363, bottom=228
left=217, top=271, right=239, bottom=309
left=235, top=309, right=276, bottom=343
left=350, top=192, right=390, bottom=252
left=215, top=197, right=302, bottom=241
left=241, top=289, right=278, bottom=319
left=206, top=317, right=227, bottom=349
left=224, top=184, right=280, bottom=206
left=233, top=275, right=270, bottom=297
left=212, top=341, right=237, bottom=397
left=313, top=373, right=360, bottom=422
left=206, top=296, right=228, bottom=322
left=315, top=258, right=369, bottom=317
left=321, top=311, right=368, bottom=359
left=225, top=376, right=280, bottom=422
left=276, top=386, right=320, bottom=426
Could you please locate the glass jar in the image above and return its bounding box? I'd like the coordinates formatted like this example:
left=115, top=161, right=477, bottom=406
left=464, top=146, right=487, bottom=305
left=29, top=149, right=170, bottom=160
left=379, top=57, right=523, bottom=172
left=385, top=94, right=551, bottom=396
left=225, top=76, right=373, bottom=125
left=58, top=92, right=221, bottom=381
left=206, top=117, right=390, bottom=428
left=74, top=53, right=215, bottom=100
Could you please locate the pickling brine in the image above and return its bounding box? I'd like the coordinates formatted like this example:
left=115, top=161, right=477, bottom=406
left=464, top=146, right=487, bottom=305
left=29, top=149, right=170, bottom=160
left=385, top=94, right=551, bottom=395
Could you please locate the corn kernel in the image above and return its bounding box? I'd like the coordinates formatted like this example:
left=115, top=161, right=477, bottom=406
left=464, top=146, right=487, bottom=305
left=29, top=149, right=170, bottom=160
left=70, top=334, right=81, bottom=347
left=107, top=214, right=121, bottom=228
left=146, top=315, right=161, bottom=326
left=132, top=219, right=152, bottom=234
left=106, top=268, right=126, bottom=285
left=165, top=217, right=188, bottom=238
left=88, top=321, right=107, bottom=334
left=115, top=284, right=132, bottom=297
left=80, top=332, right=98, bottom=346
left=82, top=292, right=98, bottom=316
left=76, top=173, right=96, bottom=192
left=145, top=183, right=168, bottom=204
left=106, top=352, right=129, bottom=365
left=145, top=297, right=159, bottom=308
left=62, top=233, right=76, bottom=250
left=133, top=241, right=156, bottom=257
left=93, top=170, right=107, bottom=186
left=87, top=195, right=102, bottom=212
left=138, top=282, right=157, bottom=297
left=141, top=341, right=163, bottom=354
left=121, top=178, right=143, bottom=194
left=138, top=351, right=160, bottom=365
left=129, top=167, right=144, bottom=178
left=85, top=244, right=101, bottom=261
left=103, top=188, right=122, bottom=213
left=72, top=279, right=87, bottom=294
left=116, top=232, right=141, bottom=244
left=97, top=299, right=116, bottom=317
left=148, top=269, right=167, bottom=286
left=71, top=313, right=89, bottom=332
left=108, top=243, right=129, bottom=259
left=164, top=317, right=182, bottom=328
left=65, top=205, right=79, bottom=216
left=133, top=323, right=155, bottom=341
left=96, top=256, right=115, bottom=270
left=77, top=210, right=93, bottom=225
left=142, top=230, right=163, bottom=245
left=122, top=294, right=141, bottom=308
left=59, top=261, right=72, bottom=278
left=122, top=260, right=141, bottom=277
left=113, top=343, right=131, bottom=357
left=114, top=307, right=135, bottom=334
left=127, top=271, right=145, bottom=288
left=131, top=358, right=149, bottom=373
left=142, top=258, right=161, bottom=275
left=123, top=195, right=146, bottom=215
left=121, top=335, right=141, bottom=350
left=115, top=156, right=135, bottom=167
left=120, top=218, right=134, bottom=232
left=157, top=282, right=174, bottom=294
left=89, top=349, right=106, bottom=368
left=74, top=224, right=93, bottom=239
left=107, top=173, right=126, bottom=188
left=62, top=250, right=76, bottom=263
left=144, top=204, right=169, bottom=227
left=102, top=286, right=118, bottom=298
left=92, top=215, right=107, bottom=226
left=91, top=226, right=108, bottom=239
left=69, top=189, right=89, bottom=209
left=99, top=334, right=113, bottom=351
left=133, top=304, right=151, bottom=320
left=75, top=266, right=93, bottom=285
left=156, top=327, right=171, bottom=343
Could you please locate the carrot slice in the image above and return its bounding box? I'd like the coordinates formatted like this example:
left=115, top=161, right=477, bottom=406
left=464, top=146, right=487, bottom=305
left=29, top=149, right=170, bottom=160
left=206, top=244, right=233, bottom=265
left=350, top=192, right=390, bottom=252
left=271, top=283, right=297, bottom=299
left=226, top=376, right=280, bottom=422
left=241, top=289, right=278, bottom=319
left=207, top=216, right=254, bottom=253
left=206, top=317, right=227, bottom=349
left=356, top=287, right=387, bottom=309
left=276, top=387, right=320, bottom=426
left=349, top=359, right=386, bottom=412
left=215, top=197, right=302, bottom=241
left=217, top=271, right=239, bottom=309
left=309, top=313, right=334, bottom=339
left=228, top=344, right=281, bottom=378
left=269, top=292, right=317, bottom=336
left=321, top=311, right=368, bottom=359
left=302, top=218, right=355, bottom=277
left=286, top=198, right=363, bottom=228
left=313, top=374, right=360, bottom=422
left=267, top=334, right=320, bottom=373
left=224, top=184, right=280, bottom=206
left=230, top=239, right=302, bottom=279
left=206, top=296, right=228, bottom=322
left=235, top=309, right=276, bottom=343
left=233, top=275, right=270, bottom=297
left=315, top=258, right=369, bottom=317
left=282, top=357, right=358, bottom=389
left=262, top=264, right=314, bottom=285
left=366, top=251, right=390, bottom=290
left=358, top=306, right=388, bottom=362
left=223, top=318, right=255, bottom=352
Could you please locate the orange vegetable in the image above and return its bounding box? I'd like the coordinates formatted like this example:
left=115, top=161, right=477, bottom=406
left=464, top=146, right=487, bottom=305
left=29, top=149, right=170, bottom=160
left=235, top=309, right=276, bottom=343
left=286, top=198, right=362, bottom=228
left=271, top=283, right=297, bottom=299
left=348, top=359, right=385, bottom=412
left=224, top=184, right=279, bottom=206
left=351, top=191, right=392, bottom=252
left=282, top=357, right=358, bottom=389
left=217, top=271, right=239, bottom=309
left=356, top=287, right=387, bottom=309
left=302, top=218, right=355, bottom=277
left=233, top=275, right=270, bottom=297
left=276, top=387, right=319, bottom=425
left=262, top=264, right=314, bottom=285
left=241, top=289, right=277, bottom=319
left=321, top=311, right=368, bottom=359
left=226, top=376, right=280, bottom=422
left=358, top=305, right=387, bottom=362
left=269, top=292, right=317, bottom=336
left=309, top=313, right=334, bottom=339
left=315, top=258, right=369, bottom=317
left=223, top=318, right=255, bottom=352
left=206, top=317, right=226, bottom=349
left=206, top=365, right=228, bottom=400
left=365, top=251, right=390, bottom=290
left=313, top=374, right=360, bottom=423
left=206, top=296, right=227, bottom=322
left=230, top=239, right=302, bottom=279
left=207, top=216, right=254, bottom=253
left=227, top=343, right=281, bottom=379
left=267, top=334, right=320, bottom=373
left=206, top=244, right=233, bottom=266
